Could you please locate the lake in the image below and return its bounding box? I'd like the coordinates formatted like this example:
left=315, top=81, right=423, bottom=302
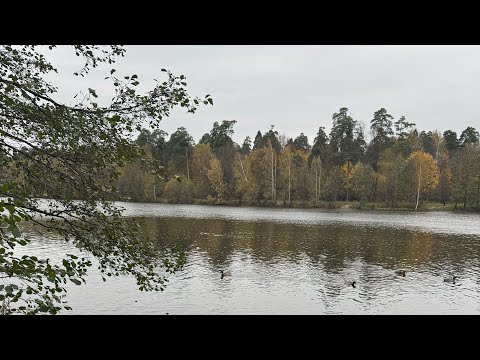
left=17, top=203, right=480, bottom=314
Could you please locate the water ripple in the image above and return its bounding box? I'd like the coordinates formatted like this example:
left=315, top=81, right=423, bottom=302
left=10, top=203, right=480, bottom=314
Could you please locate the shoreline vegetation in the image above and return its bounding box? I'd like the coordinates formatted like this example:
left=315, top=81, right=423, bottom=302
left=113, top=111, right=480, bottom=213
left=118, top=198, right=470, bottom=212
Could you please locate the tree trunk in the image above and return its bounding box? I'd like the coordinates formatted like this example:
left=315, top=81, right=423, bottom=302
left=464, top=174, right=468, bottom=209
left=186, top=147, right=190, bottom=181
left=346, top=160, right=350, bottom=202
left=477, top=177, right=480, bottom=210
left=319, top=161, right=322, bottom=203
left=239, top=157, right=248, bottom=182
left=288, top=160, right=291, bottom=205
left=415, top=161, right=422, bottom=211
left=271, top=144, right=274, bottom=204
left=274, top=155, right=277, bottom=204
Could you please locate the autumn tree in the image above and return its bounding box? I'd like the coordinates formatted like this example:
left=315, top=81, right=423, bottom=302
left=436, top=145, right=452, bottom=205
left=248, top=148, right=270, bottom=205
left=164, top=178, right=192, bottom=203
left=279, top=145, right=295, bottom=205
left=325, top=165, right=344, bottom=202
left=309, top=156, right=324, bottom=203
left=207, top=158, right=227, bottom=202
left=116, top=160, right=147, bottom=201
left=329, top=108, right=363, bottom=200
left=451, top=143, right=480, bottom=209
left=266, top=138, right=278, bottom=204
left=377, top=148, right=406, bottom=207
left=407, top=151, right=440, bottom=210
left=351, top=163, right=376, bottom=208
left=293, top=151, right=309, bottom=205
left=203, top=120, right=237, bottom=199
left=233, top=152, right=256, bottom=204
left=190, top=143, right=214, bottom=199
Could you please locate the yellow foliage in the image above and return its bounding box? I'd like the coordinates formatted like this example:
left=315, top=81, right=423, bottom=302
left=408, top=151, right=440, bottom=192
left=191, top=144, right=214, bottom=177
left=207, top=158, right=226, bottom=200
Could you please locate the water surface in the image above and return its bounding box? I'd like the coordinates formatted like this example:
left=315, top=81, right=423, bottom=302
left=16, top=203, right=480, bottom=314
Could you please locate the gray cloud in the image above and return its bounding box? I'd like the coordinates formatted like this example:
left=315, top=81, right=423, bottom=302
left=44, top=45, right=480, bottom=145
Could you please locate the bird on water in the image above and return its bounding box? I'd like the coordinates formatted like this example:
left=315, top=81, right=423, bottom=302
left=342, top=277, right=357, bottom=288
left=395, top=270, right=406, bottom=277
left=220, top=270, right=231, bottom=279
left=443, top=276, right=457, bottom=284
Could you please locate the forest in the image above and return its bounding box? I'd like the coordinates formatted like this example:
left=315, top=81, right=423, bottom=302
left=3, top=107, right=480, bottom=211
left=111, top=107, right=480, bottom=211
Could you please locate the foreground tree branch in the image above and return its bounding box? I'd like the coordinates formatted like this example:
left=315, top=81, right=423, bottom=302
left=0, top=45, right=212, bottom=314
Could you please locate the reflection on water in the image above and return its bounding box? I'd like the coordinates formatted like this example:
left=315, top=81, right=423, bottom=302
left=14, top=204, right=480, bottom=314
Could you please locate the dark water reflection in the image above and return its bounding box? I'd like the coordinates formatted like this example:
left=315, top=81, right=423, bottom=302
left=16, top=204, right=480, bottom=314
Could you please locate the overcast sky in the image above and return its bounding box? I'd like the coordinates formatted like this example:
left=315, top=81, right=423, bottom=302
left=46, top=45, right=480, bottom=145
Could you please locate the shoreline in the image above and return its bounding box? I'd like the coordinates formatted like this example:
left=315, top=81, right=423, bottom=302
left=116, top=198, right=478, bottom=213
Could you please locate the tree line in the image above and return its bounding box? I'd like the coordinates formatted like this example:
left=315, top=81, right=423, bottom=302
left=114, top=107, right=480, bottom=211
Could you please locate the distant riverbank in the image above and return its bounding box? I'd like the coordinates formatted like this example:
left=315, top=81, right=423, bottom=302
left=117, top=198, right=477, bottom=212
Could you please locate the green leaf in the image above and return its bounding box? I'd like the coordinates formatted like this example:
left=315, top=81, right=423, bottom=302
left=9, top=223, right=21, bottom=238
left=110, top=69, right=116, bottom=74
left=70, top=279, right=81, bottom=286
left=88, top=88, right=98, bottom=98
